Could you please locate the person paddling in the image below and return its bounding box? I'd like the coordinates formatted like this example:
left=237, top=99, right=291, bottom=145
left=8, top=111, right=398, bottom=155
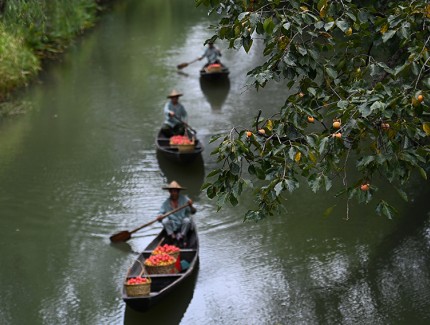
left=161, top=90, right=188, bottom=138
left=198, top=41, right=222, bottom=67
left=156, top=181, right=196, bottom=247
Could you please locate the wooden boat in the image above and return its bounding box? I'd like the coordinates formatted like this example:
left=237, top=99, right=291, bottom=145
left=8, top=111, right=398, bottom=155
left=122, top=224, right=199, bottom=312
left=155, top=129, right=204, bottom=163
left=200, top=62, right=229, bottom=80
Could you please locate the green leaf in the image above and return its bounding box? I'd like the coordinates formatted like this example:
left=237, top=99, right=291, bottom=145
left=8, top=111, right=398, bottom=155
left=207, top=186, right=216, bottom=199
left=285, top=179, right=299, bottom=192
left=319, top=137, right=329, bottom=154
left=274, top=181, right=283, bottom=196
left=243, top=36, right=253, bottom=53
left=229, top=195, right=239, bottom=206
left=395, top=187, right=408, bottom=202
left=337, top=100, right=348, bottom=109
left=297, top=46, right=307, bottom=56
left=382, top=29, right=396, bottom=43
left=323, top=175, right=332, bottom=191
left=317, top=0, right=328, bottom=11
left=324, top=22, right=335, bottom=31
left=308, top=175, right=322, bottom=193
left=336, top=20, right=349, bottom=32
left=326, top=67, right=338, bottom=79
left=376, top=200, right=397, bottom=219
left=417, top=167, right=428, bottom=180
left=369, top=101, right=385, bottom=112
left=323, top=205, right=336, bottom=217
left=263, top=17, right=275, bottom=34
left=423, top=122, right=430, bottom=135
left=206, top=169, right=221, bottom=178
left=358, top=102, right=372, bottom=117
left=283, top=22, right=291, bottom=31
left=209, top=134, right=223, bottom=143
left=357, top=155, right=375, bottom=168
left=230, top=160, right=240, bottom=173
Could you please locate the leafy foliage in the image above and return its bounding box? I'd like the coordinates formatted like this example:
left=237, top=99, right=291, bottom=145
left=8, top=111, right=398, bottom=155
left=0, top=0, right=104, bottom=101
left=197, top=0, right=430, bottom=220
left=0, top=22, right=40, bottom=98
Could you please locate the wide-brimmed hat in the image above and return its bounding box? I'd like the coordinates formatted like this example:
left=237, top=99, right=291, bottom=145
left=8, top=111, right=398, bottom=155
left=167, top=89, right=183, bottom=98
left=162, top=180, right=186, bottom=190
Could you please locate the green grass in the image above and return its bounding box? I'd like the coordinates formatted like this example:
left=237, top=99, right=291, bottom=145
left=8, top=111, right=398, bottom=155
left=0, top=23, right=40, bottom=100
left=0, top=0, right=108, bottom=117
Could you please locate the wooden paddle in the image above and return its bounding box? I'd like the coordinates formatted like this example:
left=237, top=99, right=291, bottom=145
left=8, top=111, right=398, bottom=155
left=173, top=115, right=197, bottom=134
left=177, top=58, right=200, bottom=70
left=110, top=202, right=191, bottom=243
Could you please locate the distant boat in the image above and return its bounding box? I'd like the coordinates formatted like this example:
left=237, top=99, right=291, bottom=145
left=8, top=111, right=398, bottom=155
left=122, top=223, right=199, bottom=312
left=200, top=62, right=229, bottom=80
left=155, top=129, right=204, bottom=163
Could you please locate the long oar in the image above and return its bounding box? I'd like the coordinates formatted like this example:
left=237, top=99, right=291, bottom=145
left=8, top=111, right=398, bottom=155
left=177, top=58, right=200, bottom=70
left=110, top=202, right=191, bottom=243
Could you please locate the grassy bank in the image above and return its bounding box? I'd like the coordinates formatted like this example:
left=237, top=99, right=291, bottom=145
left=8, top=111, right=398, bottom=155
left=0, top=0, right=112, bottom=118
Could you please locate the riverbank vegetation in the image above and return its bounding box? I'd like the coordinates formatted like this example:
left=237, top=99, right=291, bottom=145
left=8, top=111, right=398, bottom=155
left=0, top=0, right=111, bottom=118
left=199, top=0, right=430, bottom=220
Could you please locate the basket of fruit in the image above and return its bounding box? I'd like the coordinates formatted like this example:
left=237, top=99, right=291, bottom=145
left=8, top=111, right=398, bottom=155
left=125, top=276, right=151, bottom=297
left=124, top=261, right=151, bottom=297
left=205, top=63, right=222, bottom=73
left=144, top=253, right=177, bottom=274
left=152, top=244, right=180, bottom=260
left=169, top=135, right=195, bottom=152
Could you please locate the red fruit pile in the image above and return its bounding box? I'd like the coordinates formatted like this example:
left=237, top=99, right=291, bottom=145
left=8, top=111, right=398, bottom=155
left=152, top=244, right=179, bottom=255
left=169, top=135, right=194, bottom=145
left=144, top=253, right=176, bottom=266
left=126, top=277, right=150, bottom=285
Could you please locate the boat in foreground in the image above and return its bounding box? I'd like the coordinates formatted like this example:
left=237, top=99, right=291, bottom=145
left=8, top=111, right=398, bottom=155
left=122, top=225, right=199, bottom=312
left=200, top=62, right=229, bottom=80
left=155, top=129, right=204, bottom=163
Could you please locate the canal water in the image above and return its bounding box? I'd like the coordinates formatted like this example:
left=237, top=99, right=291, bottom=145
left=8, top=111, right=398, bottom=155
left=1, top=0, right=429, bottom=324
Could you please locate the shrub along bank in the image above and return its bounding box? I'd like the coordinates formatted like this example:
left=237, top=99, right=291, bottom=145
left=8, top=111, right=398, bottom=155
left=0, top=0, right=112, bottom=118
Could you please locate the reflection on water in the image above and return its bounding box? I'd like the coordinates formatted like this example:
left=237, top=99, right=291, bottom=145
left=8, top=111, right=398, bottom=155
left=199, top=76, right=230, bottom=112
left=124, top=263, right=199, bottom=325
left=109, top=241, right=136, bottom=255
left=156, top=151, right=205, bottom=199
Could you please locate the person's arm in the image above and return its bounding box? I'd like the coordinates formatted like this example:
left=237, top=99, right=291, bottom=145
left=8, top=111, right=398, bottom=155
left=199, top=49, right=208, bottom=61
left=184, top=196, right=196, bottom=214
left=164, top=102, right=173, bottom=120
left=188, top=199, right=197, bottom=214
left=156, top=200, right=168, bottom=221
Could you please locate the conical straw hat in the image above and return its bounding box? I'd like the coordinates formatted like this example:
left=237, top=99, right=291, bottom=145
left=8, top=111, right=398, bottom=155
left=162, top=180, right=186, bottom=190
left=167, top=89, right=183, bottom=98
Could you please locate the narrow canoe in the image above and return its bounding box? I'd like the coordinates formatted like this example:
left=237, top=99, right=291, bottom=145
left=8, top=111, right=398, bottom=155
left=155, top=129, right=204, bottom=163
left=122, top=224, right=199, bottom=312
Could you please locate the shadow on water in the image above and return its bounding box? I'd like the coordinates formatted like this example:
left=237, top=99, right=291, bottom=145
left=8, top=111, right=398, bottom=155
left=199, top=76, right=230, bottom=112
left=123, top=262, right=199, bottom=325
left=156, top=151, right=205, bottom=199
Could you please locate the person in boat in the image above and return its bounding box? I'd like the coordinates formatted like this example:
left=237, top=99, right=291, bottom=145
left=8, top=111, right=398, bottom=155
left=161, top=89, right=188, bottom=138
left=156, top=181, right=196, bottom=246
left=198, top=41, right=222, bottom=67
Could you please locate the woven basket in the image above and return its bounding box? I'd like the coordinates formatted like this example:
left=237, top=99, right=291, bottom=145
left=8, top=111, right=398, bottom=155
left=177, top=144, right=195, bottom=152
left=125, top=278, right=151, bottom=297
left=152, top=250, right=179, bottom=260
left=168, top=251, right=180, bottom=260
left=145, top=262, right=177, bottom=274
